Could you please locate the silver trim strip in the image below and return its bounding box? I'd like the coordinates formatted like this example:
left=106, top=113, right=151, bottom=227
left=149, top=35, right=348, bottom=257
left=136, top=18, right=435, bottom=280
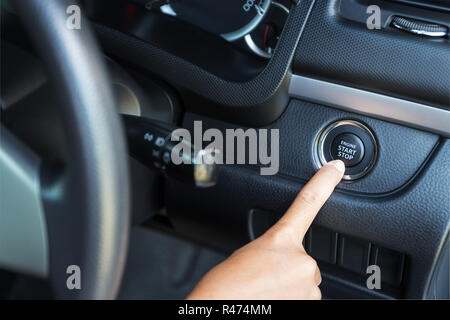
left=289, top=75, right=450, bottom=138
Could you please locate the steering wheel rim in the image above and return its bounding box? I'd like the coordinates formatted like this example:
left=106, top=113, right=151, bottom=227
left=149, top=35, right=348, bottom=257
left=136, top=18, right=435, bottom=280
left=10, top=0, right=131, bottom=299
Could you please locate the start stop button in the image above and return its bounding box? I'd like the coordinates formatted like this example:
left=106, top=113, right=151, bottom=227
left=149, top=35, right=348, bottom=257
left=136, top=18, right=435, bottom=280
left=331, top=133, right=365, bottom=167
left=314, top=120, right=377, bottom=181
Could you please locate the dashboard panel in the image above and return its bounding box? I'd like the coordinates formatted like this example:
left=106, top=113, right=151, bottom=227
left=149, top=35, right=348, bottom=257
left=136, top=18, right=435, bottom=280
left=29, top=0, right=449, bottom=299
left=78, top=0, right=450, bottom=299
left=294, top=0, right=450, bottom=110
left=85, top=0, right=450, bottom=135
left=1, top=0, right=449, bottom=300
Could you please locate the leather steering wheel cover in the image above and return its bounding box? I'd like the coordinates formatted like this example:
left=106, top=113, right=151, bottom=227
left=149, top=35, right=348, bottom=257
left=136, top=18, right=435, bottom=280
left=13, top=1, right=130, bottom=299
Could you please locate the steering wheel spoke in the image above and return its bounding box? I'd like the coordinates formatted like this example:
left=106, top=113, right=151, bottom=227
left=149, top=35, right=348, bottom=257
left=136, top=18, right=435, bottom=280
left=0, top=125, right=49, bottom=278
left=3, top=0, right=132, bottom=299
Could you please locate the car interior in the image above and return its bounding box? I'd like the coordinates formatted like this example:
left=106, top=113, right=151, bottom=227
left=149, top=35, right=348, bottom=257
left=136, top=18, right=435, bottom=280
left=0, top=0, right=449, bottom=300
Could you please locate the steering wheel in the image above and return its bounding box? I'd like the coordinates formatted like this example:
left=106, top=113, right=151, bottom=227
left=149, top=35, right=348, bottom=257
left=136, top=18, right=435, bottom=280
left=1, top=1, right=131, bottom=299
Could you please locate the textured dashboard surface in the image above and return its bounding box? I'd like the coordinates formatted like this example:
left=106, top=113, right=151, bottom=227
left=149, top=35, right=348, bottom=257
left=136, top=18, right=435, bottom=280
left=293, top=0, right=450, bottom=109
left=183, top=100, right=439, bottom=195
left=94, top=0, right=314, bottom=108
left=166, top=136, right=450, bottom=298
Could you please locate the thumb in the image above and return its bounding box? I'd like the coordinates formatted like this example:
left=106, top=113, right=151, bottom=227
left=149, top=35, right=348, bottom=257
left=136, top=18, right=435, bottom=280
left=273, top=160, right=345, bottom=241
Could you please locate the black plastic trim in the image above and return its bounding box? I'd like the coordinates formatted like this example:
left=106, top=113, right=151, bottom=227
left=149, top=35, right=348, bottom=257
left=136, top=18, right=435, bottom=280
left=293, top=0, right=450, bottom=110
left=90, top=0, right=316, bottom=126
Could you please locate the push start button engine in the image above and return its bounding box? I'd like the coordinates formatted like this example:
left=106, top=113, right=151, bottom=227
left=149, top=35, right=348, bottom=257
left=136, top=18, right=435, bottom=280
left=314, top=120, right=377, bottom=181
left=331, top=133, right=365, bottom=167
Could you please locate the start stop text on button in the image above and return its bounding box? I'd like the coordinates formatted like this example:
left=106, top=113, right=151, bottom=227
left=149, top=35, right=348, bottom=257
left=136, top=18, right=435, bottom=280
left=331, top=133, right=365, bottom=167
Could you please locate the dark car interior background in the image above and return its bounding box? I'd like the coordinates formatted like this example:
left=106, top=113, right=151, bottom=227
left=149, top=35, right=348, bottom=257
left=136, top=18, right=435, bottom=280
left=1, top=0, right=449, bottom=299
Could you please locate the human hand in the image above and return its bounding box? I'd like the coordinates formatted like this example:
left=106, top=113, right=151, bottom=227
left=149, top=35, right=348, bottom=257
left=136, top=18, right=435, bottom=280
left=187, top=160, right=345, bottom=300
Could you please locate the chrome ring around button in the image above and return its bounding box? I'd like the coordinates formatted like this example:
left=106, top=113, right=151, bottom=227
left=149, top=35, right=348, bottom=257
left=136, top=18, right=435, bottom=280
left=313, top=120, right=378, bottom=181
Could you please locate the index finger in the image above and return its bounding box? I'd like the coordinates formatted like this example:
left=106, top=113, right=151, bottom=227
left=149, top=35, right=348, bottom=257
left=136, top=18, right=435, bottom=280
left=274, top=160, right=345, bottom=239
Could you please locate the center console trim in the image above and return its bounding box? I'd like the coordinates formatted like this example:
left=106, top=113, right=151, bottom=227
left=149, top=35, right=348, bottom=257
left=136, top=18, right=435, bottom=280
left=289, top=75, right=450, bottom=138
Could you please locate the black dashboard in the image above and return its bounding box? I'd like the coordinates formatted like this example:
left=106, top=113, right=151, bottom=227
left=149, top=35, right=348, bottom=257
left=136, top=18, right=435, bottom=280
left=76, top=0, right=450, bottom=299
left=3, top=0, right=447, bottom=299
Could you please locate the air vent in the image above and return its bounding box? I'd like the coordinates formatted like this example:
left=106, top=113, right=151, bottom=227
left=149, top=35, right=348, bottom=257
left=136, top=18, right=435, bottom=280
left=391, top=16, right=448, bottom=37
left=340, top=0, right=450, bottom=32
